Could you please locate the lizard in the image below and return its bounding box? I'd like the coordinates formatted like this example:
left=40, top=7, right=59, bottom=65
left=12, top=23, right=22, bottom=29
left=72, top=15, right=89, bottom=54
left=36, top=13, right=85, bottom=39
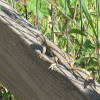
left=36, top=34, right=72, bottom=71
left=36, top=34, right=96, bottom=88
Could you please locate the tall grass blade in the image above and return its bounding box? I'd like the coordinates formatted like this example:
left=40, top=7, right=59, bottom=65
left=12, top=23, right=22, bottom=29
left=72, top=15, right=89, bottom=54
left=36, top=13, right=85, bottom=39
left=80, top=0, right=97, bottom=38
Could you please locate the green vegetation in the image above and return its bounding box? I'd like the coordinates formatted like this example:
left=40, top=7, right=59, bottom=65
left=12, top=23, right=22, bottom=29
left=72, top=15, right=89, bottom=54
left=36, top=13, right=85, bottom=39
left=1, top=0, right=100, bottom=99
left=0, top=84, right=16, bottom=100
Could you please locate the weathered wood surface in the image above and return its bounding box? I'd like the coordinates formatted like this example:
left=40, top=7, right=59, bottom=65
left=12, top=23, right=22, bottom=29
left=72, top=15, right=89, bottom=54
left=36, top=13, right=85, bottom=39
left=0, top=0, right=100, bottom=100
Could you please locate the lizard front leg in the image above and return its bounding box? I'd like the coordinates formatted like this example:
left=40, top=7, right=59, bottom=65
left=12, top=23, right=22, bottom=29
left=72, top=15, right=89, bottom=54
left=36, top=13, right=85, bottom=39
left=48, top=56, right=58, bottom=70
left=39, top=45, right=46, bottom=58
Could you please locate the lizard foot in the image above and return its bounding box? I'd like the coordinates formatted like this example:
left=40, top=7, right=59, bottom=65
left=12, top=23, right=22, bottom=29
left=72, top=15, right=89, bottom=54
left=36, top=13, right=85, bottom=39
left=48, top=63, right=57, bottom=70
left=38, top=53, right=43, bottom=58
left=37, top=53, right=47, bottom=61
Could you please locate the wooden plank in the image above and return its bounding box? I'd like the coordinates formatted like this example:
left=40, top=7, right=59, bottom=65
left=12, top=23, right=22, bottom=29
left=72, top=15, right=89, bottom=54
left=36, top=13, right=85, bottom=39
left=0, top=0, right=100, bottom=100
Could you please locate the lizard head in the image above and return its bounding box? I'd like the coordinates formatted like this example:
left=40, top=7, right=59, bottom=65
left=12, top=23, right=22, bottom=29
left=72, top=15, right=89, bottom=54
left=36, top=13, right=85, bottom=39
left=36, top=34, right=46, bottom=45
left=36, top=34, right=46, bottom=41
left=36, top=35, right=42, bottom=42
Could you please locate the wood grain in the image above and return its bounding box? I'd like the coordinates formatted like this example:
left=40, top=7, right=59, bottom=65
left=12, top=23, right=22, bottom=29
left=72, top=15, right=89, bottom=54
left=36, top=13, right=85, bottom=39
left=0, top=0, right=100, bottom=100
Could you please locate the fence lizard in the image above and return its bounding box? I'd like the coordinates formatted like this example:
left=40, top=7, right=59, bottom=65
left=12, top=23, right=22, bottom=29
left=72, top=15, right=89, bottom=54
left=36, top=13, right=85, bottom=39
left=36, top=34, right=72, bottom=70
left=36, top=34, right=96, bottom=88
